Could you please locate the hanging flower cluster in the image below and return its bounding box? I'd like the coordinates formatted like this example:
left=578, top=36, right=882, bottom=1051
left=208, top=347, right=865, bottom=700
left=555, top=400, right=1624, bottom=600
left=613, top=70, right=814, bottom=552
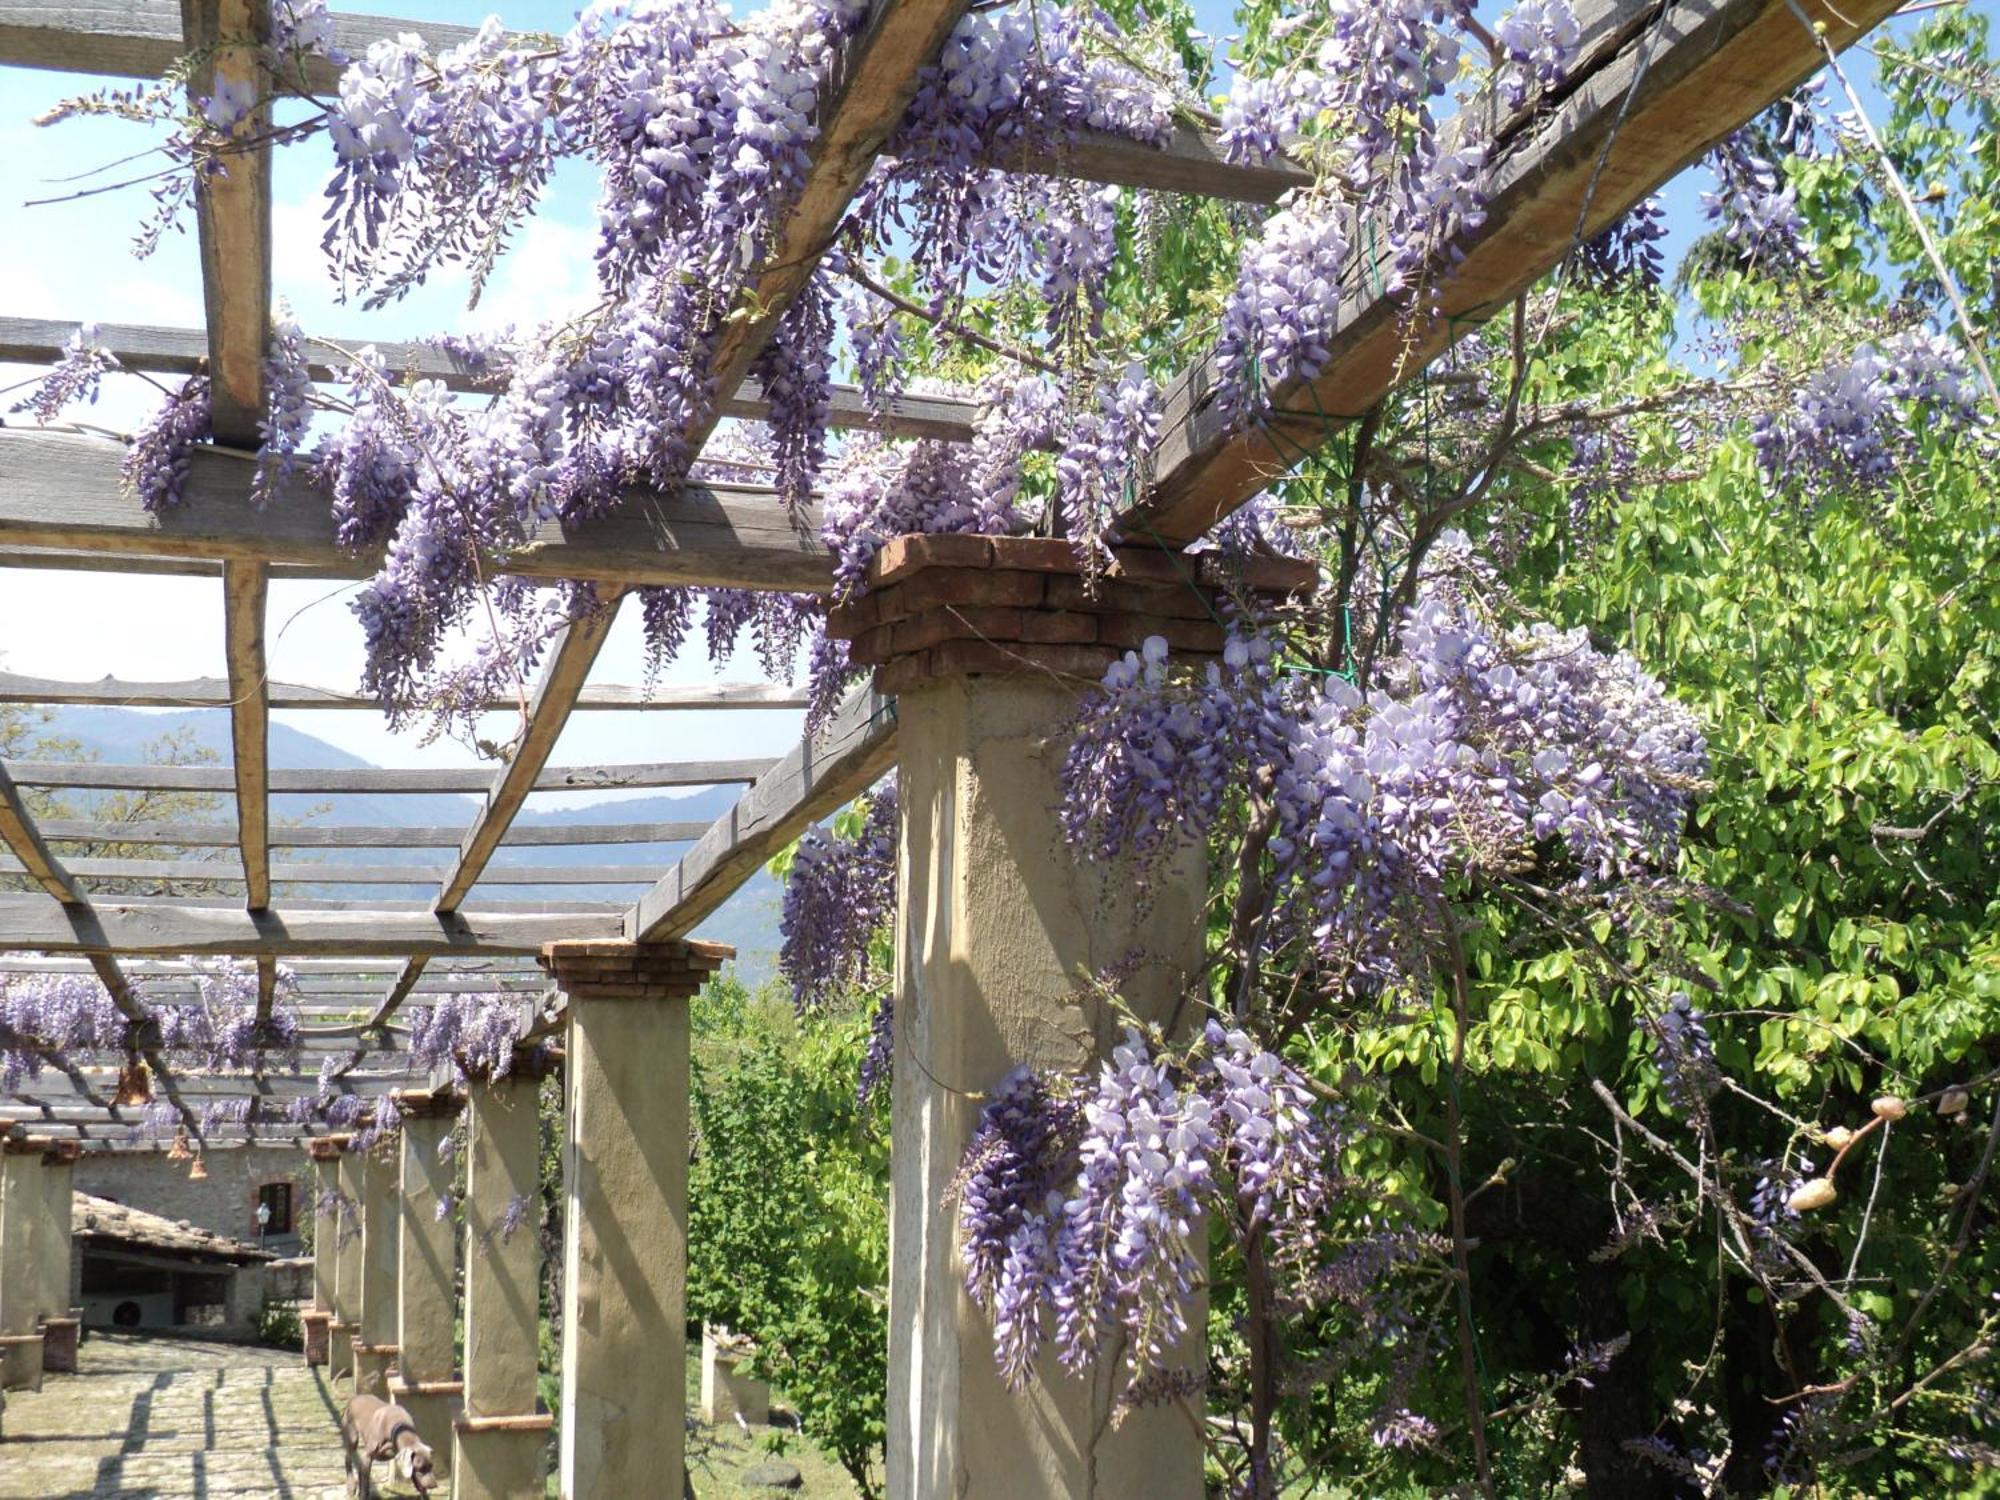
left=0, top=973, right=130, bottom=1090
left=779, top=778, right=897, bottom=1011
left=1058, top=548, right=1707, bottom=990
left=1752, top=326, right=1986, bottom=491
left=405, top=991, right=526, bottom=1083
left=957, top=1023, right=1334, bottom=1389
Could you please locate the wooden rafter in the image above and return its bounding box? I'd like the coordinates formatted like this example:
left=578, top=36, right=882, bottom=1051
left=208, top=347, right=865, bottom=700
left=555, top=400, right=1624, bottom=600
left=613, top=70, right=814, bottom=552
left=0, top=4, right=1305, bottom=203
left=1117, top=0, right=1908, bottom=546
left=358, top=592, right=632, bottom=1039
left=222, top=560, right=270, bottom=908
left=179, top=0, right=273, bottom=447
left=0, top=668, right=809, bottom=712
left=1, top=855, right=672, bottom=886
left=0, top=317, right=982, bottom=444
left=0, top=429, right=833, bottom=591
left=5, top=754, right=774, bottom=794
left=34, top=818, right=712, bottom=849
left=629, top=686, right=899, bottom=942
left=0, top=898, right=624, bottom=955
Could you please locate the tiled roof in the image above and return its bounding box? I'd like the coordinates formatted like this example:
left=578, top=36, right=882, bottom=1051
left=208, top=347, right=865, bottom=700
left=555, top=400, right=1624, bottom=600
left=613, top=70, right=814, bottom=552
left=72, top=1193, right=273, bottom=1264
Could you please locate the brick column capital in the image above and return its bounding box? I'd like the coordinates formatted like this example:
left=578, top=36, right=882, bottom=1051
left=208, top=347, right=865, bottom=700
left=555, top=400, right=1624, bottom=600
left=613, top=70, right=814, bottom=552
left=305, top=1134, right=353, bottom=1161
left=538, top=939, right=732, bottom=1001
left=389, top=1086, right=465, bottom=1120
left=826, top=534, right=1318, bottom=694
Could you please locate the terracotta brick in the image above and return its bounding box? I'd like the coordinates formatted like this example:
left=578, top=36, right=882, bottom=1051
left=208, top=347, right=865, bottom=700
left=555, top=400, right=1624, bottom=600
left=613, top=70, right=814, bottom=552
left=891, top=567, right=1047, bottom=617
left=892, top=606, right=1026, bottom=654
left=822, top=591, right=880, bottom=641
left=1018, top=610, right=1099, bottom=644
left=983, top=536, right=1082, bottom=574
left=927, top=639, right=1123, bottom=682
left=1044, top=575, right=1212, bottom=619
left=1196, top=553, right=1321, bottom=595
left=845, top=621, right=897, bottom=667
left=869, top=533, right=994, bottom=587
left=1096, top=615, right=1228, bottom=653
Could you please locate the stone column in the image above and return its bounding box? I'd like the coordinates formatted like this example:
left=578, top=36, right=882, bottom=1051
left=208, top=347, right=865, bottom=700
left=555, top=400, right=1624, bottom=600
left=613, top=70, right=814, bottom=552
left=452, top=1067, right=549, bottom=1499
left=330, top=1139, right=363, bottom=1382
left=831, top=536, right=1312, bottom=1500
left=353, top=1135, right=401, bottom=1399
left=302, top=1140, right=339, bottom=1367
left=0, top=1133, right=49, bottom=1391
left=391, top=1088, right=464, bottom=1476
left=34, top=1141, right=78, bottom=1375
left=540, top=939, right=729, bottom=1499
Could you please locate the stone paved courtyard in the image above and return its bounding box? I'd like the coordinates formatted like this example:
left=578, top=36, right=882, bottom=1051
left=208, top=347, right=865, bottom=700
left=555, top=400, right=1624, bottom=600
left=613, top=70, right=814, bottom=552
left=0, top=1332, right=426, bottom=1499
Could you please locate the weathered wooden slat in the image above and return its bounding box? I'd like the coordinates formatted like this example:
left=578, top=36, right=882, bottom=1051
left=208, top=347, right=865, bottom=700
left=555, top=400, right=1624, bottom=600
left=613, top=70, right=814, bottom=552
left=0, top=898, right=624, bottom=955
left=629, top=687, right=898, bottom=941
left=0, top=855, right=665, bottom=886
left=1121, top=0, right=1906, bottom=545
left=179, top=0, right=272, bottom=447
left=0, top=317, right=982, bottom=443
left=91, top=893, right=628, bottom=915
left=221, top=560, right=271, bottom=908
left=0, top=668, right=809, bottom=712
left=0, top=758, right=74, bottom=903
left=37, top=818, right=710, bottom=849
left=0, top=956, right=538, bottom=978
left=0, top=429, right=832, bottom=591
left=0, top=7, right=1300, bottom=202
left=5, top=755, right=774, bottom=793
left=690, top=0, right=974, bottom=445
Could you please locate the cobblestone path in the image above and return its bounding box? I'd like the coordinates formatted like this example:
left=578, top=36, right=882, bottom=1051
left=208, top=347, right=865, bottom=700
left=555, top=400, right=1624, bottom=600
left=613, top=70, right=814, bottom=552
left=0, top=1332, right=424, bottom=1499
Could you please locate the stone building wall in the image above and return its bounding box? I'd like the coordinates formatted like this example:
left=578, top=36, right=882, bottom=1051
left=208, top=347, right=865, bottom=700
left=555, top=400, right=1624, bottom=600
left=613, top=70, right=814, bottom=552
left=72, top=1144, right=310, bottom=1256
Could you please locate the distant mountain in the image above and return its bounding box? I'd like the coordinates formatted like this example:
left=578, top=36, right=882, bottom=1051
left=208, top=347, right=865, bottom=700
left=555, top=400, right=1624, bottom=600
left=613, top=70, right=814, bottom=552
left=29, top=707, right=787, bottom=987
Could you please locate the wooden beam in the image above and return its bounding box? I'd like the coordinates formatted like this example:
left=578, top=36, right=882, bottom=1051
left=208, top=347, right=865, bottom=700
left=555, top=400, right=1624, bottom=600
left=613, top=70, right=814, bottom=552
left=0, top=7, right=1299, bottom=203
left=222, top=561, right=271, bottom=908
left=0, top=318, right=982, bottom=444
left=38, top=818, right=711, bottom=849
left=690, top=0, right=975, bottom=448
left=0, top=429, right=832, bottom=592
left=1120, top=0, right=1906, bottom=546
left=90, top=893, right=628, bottom=915
left=1, top=855, right=666, bottom=886
left=179, top=0, right=272, bottom=447
left=363, top=592, right=632, bottom=1036
left=441, top=597, right=627, bottom=913
left=5, top=755, right=775, bottom=794
left=0, top=898, right=624, bottom=955
left=0, top=668, right=809, bottom=712
left=629, top=687, right=898, bottom=942
left=0, top=758, right=74, bottom=903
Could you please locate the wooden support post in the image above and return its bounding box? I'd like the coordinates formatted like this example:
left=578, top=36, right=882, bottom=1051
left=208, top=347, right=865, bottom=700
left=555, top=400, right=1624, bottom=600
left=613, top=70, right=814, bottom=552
left=330, top=1143, right=362, bottom=1382
left=887, top=671, right=1209, bottom=1499
left=0, top=1139, right=48, bottom=1390
left=391, top=1089, right=464, bottom=1475
left=303, top=1139, right=339, bottom=1366
left=454, top=1071, right=548, bottom=1499
left=353, top=1138, right=400, bottom=1399
left=539, top=938, right=730, bottom=1498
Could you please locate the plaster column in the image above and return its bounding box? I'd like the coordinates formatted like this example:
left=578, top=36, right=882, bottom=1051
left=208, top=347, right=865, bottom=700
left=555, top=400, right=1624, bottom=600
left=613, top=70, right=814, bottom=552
left=452, top=1069, right=549, bottom=1499
left=0, top=1135, right=48, bottom=1391
left=33, top=1141, right=78, bottom=1375
left=353, top=1137, right=401, bottom=1399
left=828, top=537, right=1317, bottom=1500
left=302, top=1140, right=339, bottom=1366
left=392, top=1088, right=464, bottom=1476
left=330, top=1139, right=363, bottom=1382
left=540, top=939, right=730, bottom=1499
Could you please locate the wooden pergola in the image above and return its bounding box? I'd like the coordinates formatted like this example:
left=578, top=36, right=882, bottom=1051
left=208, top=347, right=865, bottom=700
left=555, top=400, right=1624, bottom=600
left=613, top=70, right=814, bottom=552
left=0, top=0, right=1901, bottom=1492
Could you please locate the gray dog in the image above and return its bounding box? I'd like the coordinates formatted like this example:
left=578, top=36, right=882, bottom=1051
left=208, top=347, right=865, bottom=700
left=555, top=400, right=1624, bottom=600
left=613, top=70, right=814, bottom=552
left=339, top=1393, right=438, bottom=1498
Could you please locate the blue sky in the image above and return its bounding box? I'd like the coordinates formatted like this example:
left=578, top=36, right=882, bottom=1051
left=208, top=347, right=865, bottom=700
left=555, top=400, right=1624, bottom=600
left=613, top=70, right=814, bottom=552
left=0, top=0, right=1974, bottom=783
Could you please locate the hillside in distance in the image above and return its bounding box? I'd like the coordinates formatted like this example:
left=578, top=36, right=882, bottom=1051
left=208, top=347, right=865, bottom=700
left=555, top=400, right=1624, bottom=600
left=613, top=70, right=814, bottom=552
left=24, top=706, right=786, bottom=987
